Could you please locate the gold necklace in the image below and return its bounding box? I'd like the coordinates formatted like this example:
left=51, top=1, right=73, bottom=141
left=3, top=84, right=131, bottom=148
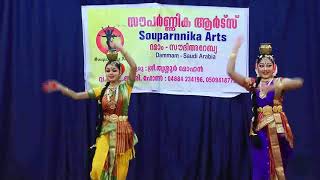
left=258, top=78, right=273, bottom=99
left=105, top=84, right=119, bottom=110
left=260, top=78, right=273, bottom=83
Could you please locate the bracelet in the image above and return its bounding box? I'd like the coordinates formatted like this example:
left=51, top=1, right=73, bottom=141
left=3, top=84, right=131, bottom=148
left=229, top=53, right=237, bottom=60
left=275, top=80, right=283, bottom=90
left=61, top=87, right=70, bottom=95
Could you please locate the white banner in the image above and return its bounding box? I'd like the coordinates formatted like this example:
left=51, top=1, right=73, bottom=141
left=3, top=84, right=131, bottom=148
left=82, top=3, right=249, bottom=97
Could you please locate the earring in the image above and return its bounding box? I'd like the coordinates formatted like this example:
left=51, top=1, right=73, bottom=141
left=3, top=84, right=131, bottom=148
left=273, top=65, right=278, bottom=76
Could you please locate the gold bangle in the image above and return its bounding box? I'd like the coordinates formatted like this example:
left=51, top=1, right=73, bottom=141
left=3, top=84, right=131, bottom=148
left=229, top=53, right=237, bottom=60
left=120, top=49, right=126, bottom=54
left=275, top=80, right=283, bottom=90
left=62, top=87, right=69, bottom=95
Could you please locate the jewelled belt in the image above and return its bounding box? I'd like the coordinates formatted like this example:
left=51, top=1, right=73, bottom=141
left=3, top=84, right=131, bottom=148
left=257, top=105, right=283, bottom=116
left=104, top=114, right=128, bottom=123
left=256, top=105, right=284, bottom=133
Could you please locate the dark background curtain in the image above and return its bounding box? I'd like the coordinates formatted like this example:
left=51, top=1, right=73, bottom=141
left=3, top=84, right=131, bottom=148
left=0, top=0, right=319, bottom=179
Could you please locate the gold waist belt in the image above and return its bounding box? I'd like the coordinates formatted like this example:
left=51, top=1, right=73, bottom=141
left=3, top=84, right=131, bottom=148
left=257, top=105, right=283, bottom=116
left=104, top=114, right=128, bottom=123
left=256, top=105, right=284, bottom=133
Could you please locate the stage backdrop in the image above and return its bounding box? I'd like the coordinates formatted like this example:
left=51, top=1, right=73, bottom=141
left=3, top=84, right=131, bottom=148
left=0, top=0, right=319, bottom=180
left=82, top=3, right=249, bottom=97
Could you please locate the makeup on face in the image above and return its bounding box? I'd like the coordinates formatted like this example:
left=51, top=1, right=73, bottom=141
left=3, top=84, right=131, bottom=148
left=105, top=65, right=120, bottom=82
left=256, top=58, right=275, bottom=79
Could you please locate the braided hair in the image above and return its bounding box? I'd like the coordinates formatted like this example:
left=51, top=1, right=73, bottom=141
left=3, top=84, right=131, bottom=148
left=251, top=77, right=262, bottom=132
left=95, top=83, right=109, bottom=138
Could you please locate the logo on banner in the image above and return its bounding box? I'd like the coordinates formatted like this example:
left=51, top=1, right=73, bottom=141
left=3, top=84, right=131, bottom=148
left=96, top=26, right=124, bottom=54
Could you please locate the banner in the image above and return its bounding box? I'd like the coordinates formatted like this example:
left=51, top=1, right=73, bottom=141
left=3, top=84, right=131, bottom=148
left=82, top=3, right=249, bottom=97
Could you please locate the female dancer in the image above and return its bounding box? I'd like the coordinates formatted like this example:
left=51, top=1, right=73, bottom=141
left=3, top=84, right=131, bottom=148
left=44, top=41, right=137, bottom=180
left=227, top=37, right=303, bottom=180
